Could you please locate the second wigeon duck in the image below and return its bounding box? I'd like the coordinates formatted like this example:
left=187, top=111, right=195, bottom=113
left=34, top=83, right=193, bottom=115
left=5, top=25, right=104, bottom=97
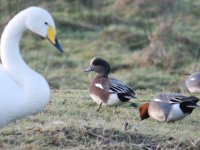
left=185, top=72, right=200, bottom=93
left=84, top=57, right=136, bottom=111
left=139, top=93, right=200, bottom=122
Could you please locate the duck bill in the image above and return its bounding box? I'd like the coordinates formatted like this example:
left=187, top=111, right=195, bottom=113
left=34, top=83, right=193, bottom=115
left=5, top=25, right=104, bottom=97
left=83, top=66, right=92, bottom=72
left=47, top=26, right=64, bottom=53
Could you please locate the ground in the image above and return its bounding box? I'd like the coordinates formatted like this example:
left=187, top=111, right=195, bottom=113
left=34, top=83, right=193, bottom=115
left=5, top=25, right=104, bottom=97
left=1, top=0, right=200, bottom=149
left=0, top=90, right=200, bottom=149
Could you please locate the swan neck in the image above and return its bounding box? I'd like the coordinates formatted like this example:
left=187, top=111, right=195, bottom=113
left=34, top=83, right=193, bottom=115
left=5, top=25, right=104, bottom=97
left=0, top=11, right=30, bottom=80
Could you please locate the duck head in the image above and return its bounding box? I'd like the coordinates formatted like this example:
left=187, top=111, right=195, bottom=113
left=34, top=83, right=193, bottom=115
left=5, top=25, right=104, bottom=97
left=139, top=103, right=150, bottom=120
left=84, top=57, right=111, bottom=76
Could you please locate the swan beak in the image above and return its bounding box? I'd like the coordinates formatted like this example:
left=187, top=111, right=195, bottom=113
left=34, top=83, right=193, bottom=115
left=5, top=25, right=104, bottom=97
left=47, top=26, right=64, bottom=53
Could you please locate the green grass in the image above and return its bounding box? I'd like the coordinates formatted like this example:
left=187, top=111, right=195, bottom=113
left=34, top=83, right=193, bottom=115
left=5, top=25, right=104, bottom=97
left=1, top=0, right=200, bottom=149
left=1, top=0, right=199, bottom=91
left=0, top=90, right=200, bottom=149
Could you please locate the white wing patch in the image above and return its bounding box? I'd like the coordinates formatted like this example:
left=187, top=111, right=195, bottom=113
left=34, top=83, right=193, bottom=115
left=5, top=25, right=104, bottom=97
left=154, top=98, right=162, bottom=102
left=95, top=83, right=104, bottom=89
left=190, top=77, right=196, bottom=81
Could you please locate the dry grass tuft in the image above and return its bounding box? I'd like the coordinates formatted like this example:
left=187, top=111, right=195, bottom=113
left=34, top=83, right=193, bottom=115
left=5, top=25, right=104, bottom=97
left=133, top=20, right=172, bottom=68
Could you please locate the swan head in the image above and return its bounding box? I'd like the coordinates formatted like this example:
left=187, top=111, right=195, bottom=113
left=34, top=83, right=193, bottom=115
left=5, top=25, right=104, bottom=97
left=25, top=7, right=63, bottom=53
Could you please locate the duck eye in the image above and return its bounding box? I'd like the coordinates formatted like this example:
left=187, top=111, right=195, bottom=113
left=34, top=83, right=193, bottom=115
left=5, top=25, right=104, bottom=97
left=44, top=22, right=48, bottom=25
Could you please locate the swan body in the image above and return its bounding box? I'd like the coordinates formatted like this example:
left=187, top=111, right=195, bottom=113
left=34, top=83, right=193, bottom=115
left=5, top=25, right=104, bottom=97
left=0, top=7, right=63, bottom=128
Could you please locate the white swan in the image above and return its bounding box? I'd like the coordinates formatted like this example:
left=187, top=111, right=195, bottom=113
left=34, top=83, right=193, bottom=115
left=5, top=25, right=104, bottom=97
left=0, top=6, right=63, bottom=128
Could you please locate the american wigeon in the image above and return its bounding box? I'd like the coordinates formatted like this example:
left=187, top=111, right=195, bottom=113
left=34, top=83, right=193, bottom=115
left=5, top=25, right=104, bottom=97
left=139, top=93, right=200, bottom=122
left=84, top=57, right=136, bottom=111
left=185, top=72, right=200, bottom=93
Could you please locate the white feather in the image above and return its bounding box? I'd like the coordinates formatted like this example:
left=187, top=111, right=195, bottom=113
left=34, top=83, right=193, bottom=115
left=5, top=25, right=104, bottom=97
left=0, top=7, right=58, bottom=128
left=107, top=94, right=123, bottom=106
left=167, top=104, right=187, bottom=121
left=95, top=83, right=104, bottom=89
left=90, top=94, right=102, bottom=105
left=90, top=93, right=123, bottom=107
left=190, top=77, right=196, bottom=81
left=154, top=98, right=162, bottom=102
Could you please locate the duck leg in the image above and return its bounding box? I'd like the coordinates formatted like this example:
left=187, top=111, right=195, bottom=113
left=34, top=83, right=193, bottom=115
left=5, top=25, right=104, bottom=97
left=96, top=103, right=102, bottom=111
left=124, top=122, right=129, bottom=130
left=113, top=106, right=117, bottom=113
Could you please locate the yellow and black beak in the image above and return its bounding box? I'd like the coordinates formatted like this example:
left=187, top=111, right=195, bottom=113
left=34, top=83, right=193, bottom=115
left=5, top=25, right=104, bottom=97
left=47, top=26, right=64, bottom=53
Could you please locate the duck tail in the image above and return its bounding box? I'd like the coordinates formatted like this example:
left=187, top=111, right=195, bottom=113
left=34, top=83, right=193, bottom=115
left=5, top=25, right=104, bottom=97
left=187, top=104, right=200, bottom=108
left=124, top=95, right=137, bottom=100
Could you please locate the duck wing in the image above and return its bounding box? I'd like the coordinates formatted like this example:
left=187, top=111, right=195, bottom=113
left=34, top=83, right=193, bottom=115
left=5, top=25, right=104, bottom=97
left=96, top=78, right=136, bottom=99
left=155, top=93, right=199, bottom=104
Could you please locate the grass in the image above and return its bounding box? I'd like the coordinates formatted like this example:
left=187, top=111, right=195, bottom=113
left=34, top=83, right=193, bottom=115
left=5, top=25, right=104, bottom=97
left=1, top=0, right=200, bottom=91
left=1, top=0, right=200, bottom=149
left=0, top=90, right=200, bottom=149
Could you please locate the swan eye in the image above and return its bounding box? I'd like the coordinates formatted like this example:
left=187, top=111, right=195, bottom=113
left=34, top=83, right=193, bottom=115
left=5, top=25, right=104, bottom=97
left=44, top=22, right=48, bottom=25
